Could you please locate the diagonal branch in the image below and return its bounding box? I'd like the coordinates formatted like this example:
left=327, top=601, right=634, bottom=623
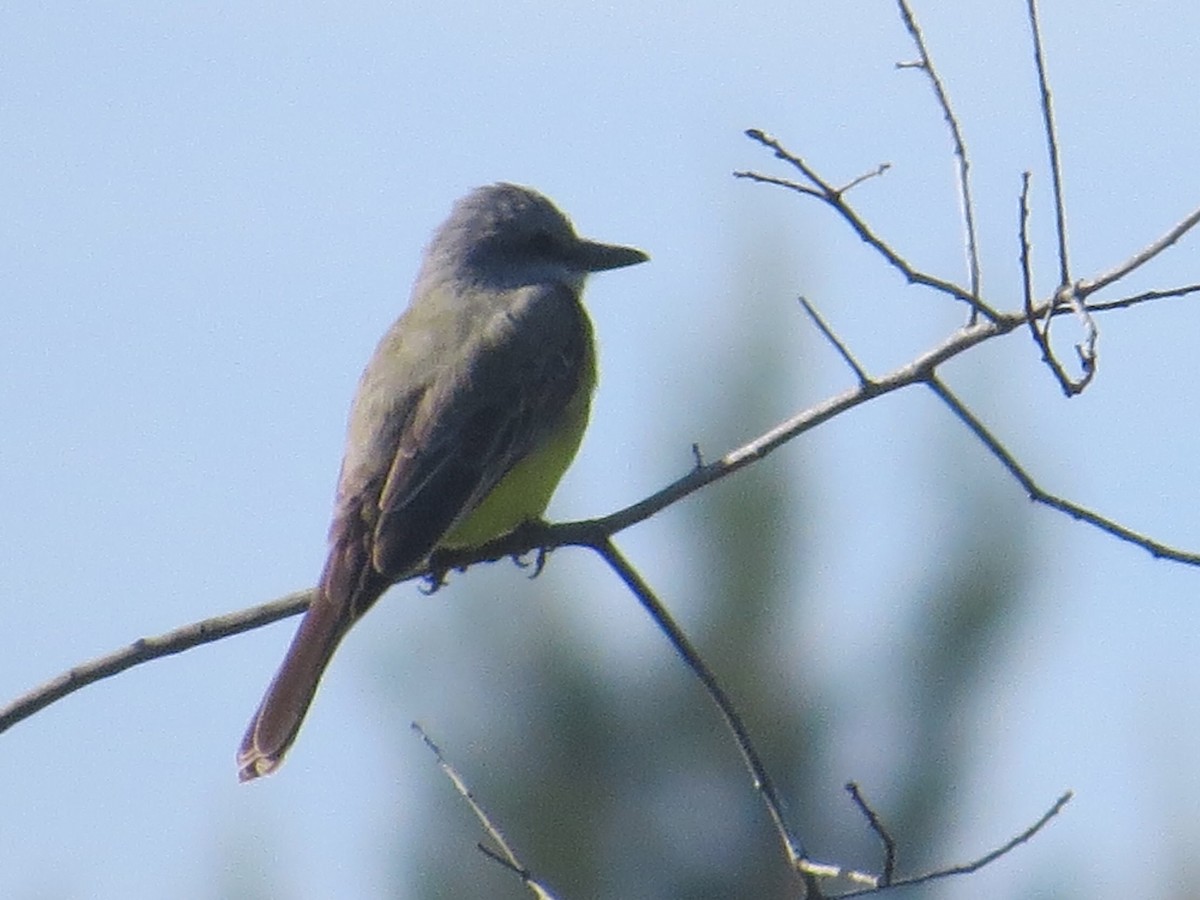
left=799, top=296, right=871, bottom=385
left=1077, top=207, right=1200, bottom=299
left=591, top=538, right=809, bottom=873
left=927, top=377, right=1200, bottom=564
left=8, top=260, right=1200, bottom=736
left=0, top=589, right=312, bottom=734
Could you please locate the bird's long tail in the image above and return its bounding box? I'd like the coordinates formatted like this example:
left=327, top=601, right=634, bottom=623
left=238, top=505, right=403, bottom=781
left=235, top=589, right=358, bottom=781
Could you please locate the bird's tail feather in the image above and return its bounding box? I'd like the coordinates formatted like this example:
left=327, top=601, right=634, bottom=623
left=236, top=590, right=356, bottom=782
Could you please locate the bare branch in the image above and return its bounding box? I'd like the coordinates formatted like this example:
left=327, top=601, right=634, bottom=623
left=590, top=538, right=808, bottom=870
left=838, top=791, right=1073, bottom=896
left=928, top=377, right=1200, bottom=564
left=839, top=162, right=893, bottom=194
left=1019, top=172, right=1098, bottom=394
left=0, top=588, right=313, bottom=734
left=799, top=296, right=872, bottom=385
left=1020, top=172, right=1042, bottom=349
left=414, top=723, right=558, bottom=900
left=1026, top=0, right=1071, bottom=289
left=916, top=790, right=1073, bottom=880
left=1087, top=282, right=1200, bottom=313
left=736, top=130, right=1001, bottom=321
left=894, top=0, right=983, bottom=310
left=1077, top=206, right=1200, bottom=299
left=845, top=783, right=896, bottom=886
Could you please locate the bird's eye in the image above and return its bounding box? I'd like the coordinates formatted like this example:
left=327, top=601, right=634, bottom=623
left=526, top=229, right=558, bottom=257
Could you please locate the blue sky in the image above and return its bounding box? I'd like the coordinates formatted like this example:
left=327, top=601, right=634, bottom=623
left=3, top=2, right=1200, bottom=898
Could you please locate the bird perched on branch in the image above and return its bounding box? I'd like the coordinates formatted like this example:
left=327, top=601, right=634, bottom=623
left=237, top=183, right=648, bottom=780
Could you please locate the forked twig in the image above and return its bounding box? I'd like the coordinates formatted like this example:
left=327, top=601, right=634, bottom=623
left=845, top=783, right=897, bottom=886
left=1023, top=0, right=1100, bottom=392
left=1019, top=171, right=1087, bottom=392
left=414, top=723, right=558, bottom=900
left=735, top=130, right=1000, bottom=322
left=837, top=791, right=1073, bottom=897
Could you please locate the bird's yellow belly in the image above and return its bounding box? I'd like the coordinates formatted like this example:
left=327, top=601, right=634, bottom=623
left=438, top=383, right=593, bottom=549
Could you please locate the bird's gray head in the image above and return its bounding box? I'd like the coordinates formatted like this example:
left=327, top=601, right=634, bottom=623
left=416, top=183, right=647, bottom=292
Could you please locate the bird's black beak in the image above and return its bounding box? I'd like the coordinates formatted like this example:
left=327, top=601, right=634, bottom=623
left=574, top=239, right=649, bottom=273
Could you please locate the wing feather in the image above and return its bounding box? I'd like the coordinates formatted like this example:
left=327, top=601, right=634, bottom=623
left=324, top=281, right=589, bottom=618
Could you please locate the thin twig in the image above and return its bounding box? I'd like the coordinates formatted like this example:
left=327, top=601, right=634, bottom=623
left=1025, top=0, right=1101, bottom=393
left=1026, top=0, right=1070, bottom=288
left=839, top=163, right=892, bottom=193
left=799, top=296, right=872, bottom=385
left=1019, top=172, right=1096, bottom=395
left=592, top=538, right=878, bottom=895
left=845, top=782, right=896, bottom=886
left=895, top=0, right=983, bottom=317
left=1077, top=206, right=1200, bottom=299
left=925, top=790, right=1072, bottom=878
left=927, top=377, right=1200, bottom=564
left=414, top=723, right=557, bottom=899
left=1019, top=172, right=1069, bottom=388
left=736, top=129, right=1001, bottom=321
left=1019, top=172, right=1042, bottom=352
left=1086, top=282, right=1200, bottom=313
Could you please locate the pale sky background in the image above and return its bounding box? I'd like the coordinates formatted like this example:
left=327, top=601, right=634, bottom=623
left=3, top=2, right=1200, bottom=898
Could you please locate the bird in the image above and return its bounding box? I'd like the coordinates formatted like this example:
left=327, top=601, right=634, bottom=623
left=237, top=183, right=648, bottom=780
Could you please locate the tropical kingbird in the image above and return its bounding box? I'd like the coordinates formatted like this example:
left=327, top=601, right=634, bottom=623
left=237, top=183, right=648, bottom=780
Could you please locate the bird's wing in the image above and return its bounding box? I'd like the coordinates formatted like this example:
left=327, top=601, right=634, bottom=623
left=325, top=282, right=590, bottom=619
